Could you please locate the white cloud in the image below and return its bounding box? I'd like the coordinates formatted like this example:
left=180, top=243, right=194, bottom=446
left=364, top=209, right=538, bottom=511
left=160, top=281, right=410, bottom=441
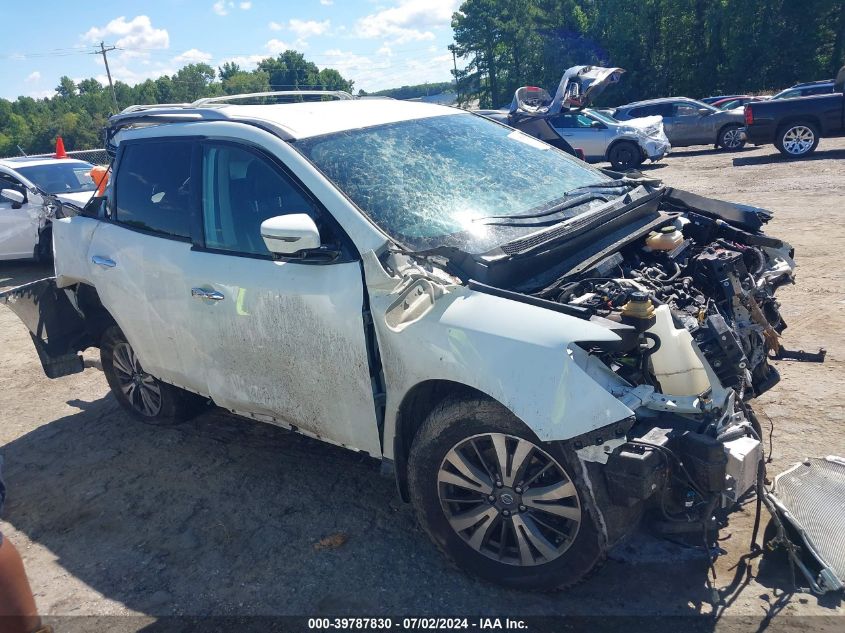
left=82, top=15, right=169, bottom=51
left=320, top=0, right=333, bottom=5
left=288, top=19, right=331, bottom=38
left=356, top=0, right=460, bottom=44
left=217, top=54, right=266, bottom=70
left=25, top=71, right=41, bottom=83
left=265, top=39, right=293, bottom=55
left=173, top=48, right=213, bottom=64
left=213, top=1, right=251, bottom=15
left=27, top=89, right=56, bottom=99
left=269, top=21, right=283, bottom=31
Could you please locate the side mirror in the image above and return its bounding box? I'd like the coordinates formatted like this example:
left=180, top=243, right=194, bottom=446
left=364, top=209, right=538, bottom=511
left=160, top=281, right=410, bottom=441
left=590, top=120, right=604, bottom=129
left=260, top=213, right=321, bottom=256
left=1, top=188, right=25, bottom=207
left=698, top=108, right=712, bottom=116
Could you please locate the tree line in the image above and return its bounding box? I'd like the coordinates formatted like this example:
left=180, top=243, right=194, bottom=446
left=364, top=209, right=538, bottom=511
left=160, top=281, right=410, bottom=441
left=452, top=0, right=845, bottom=108
left=0, top=51, right=353, bottom=156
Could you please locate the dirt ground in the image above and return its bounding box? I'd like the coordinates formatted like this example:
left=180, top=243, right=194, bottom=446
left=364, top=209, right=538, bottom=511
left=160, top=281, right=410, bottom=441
left=1, top=137, right=844, bottom=630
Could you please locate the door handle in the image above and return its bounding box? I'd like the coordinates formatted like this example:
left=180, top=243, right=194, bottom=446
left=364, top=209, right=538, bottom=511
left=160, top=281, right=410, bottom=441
left=191, top=287, right=224, bottom=301
left=92, top=255, right=116, bottom=268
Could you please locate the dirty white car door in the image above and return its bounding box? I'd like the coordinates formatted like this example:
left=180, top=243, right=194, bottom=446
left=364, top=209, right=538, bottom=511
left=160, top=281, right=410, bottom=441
left=0, top=172, right=38, bottom=260
left=184, top=142, right=382, bottom=455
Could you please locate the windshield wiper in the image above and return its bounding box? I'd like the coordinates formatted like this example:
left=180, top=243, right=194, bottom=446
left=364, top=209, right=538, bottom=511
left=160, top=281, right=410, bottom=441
left=474, top=177, right=655, bottom=225
left=474, top=192, right=612, bottom=225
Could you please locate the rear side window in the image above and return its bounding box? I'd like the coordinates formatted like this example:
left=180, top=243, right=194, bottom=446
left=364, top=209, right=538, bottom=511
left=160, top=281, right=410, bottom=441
left=114, top=141, right=193, bottom=239
left=201, top=143, right=318, bottom=256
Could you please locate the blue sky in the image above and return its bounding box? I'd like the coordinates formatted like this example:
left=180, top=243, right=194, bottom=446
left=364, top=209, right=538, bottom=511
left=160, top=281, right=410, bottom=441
left=2, top=0, right=462, bottom=100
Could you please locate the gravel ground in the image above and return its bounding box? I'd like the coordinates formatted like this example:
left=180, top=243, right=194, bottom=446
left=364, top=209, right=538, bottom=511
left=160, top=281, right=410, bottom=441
left=1, top=138, right=844, bottom=629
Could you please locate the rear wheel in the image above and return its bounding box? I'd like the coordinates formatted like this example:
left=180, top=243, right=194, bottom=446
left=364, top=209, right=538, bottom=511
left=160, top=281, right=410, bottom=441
left=101, top=325, right=204, bottom=424
left=717, top=124, right=745, bottom=150
left=607, top=141, right=643, bottom=171
left=775, top=122, right=819, bottom=157
left=408, top=396, right=605, bottom=591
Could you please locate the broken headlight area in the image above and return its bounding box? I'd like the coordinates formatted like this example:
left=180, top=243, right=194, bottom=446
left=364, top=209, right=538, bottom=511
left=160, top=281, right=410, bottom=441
left=534, top=199, right=800, bottom=538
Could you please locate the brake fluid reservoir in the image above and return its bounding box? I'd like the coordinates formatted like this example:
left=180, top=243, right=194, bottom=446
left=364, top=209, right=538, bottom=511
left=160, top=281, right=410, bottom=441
left=646, top=304, right=710, bottom=396
left=645, top=226, right=684, bottom=251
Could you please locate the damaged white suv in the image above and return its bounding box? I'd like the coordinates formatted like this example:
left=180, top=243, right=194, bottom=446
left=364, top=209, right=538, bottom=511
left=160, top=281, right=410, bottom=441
left=2, top=92, right=798, bottom=590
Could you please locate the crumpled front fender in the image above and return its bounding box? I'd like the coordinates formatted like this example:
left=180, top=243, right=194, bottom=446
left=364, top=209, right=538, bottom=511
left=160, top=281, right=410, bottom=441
left=365, top=253, right=635, bottom=457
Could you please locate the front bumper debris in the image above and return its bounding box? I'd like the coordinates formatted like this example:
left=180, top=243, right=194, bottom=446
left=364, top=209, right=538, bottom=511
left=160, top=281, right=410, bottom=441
left=765, top=456, right=845, bottom=593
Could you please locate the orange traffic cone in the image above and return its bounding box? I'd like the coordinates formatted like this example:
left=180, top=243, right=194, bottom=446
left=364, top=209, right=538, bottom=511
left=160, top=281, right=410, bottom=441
left=54, top=136, right=68, bottom=159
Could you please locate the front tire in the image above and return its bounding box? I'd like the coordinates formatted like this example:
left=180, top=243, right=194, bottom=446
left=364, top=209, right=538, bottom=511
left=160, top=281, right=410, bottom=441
left=775, top=121, right=819, bottom=157
left=718, top=124, right=746, bottom=151
left=607, top=141, right=643, bottom=171
left=408, top=396, right=605, bottom=591
left=101, top=325, right=204, bottom=424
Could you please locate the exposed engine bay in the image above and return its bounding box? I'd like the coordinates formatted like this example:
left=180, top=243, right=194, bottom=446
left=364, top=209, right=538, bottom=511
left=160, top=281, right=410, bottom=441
left=509, top=185, right=820, bottom=545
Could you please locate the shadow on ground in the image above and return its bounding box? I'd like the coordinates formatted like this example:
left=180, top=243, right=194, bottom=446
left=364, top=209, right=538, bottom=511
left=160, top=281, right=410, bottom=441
left=1, top=390, right=815, bottom=622
left=733, top=148, right=845, bottom=167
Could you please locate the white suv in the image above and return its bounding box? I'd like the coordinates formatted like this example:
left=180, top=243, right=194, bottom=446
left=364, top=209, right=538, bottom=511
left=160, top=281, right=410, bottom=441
left=1, top=91, right=798, bottom=590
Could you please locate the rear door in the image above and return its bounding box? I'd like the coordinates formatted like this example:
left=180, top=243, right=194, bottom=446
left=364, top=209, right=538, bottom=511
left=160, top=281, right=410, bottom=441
left=183, top=141, right=381, bottom=455
left=548, top=112, right=608, bottom=160
left=86, top=138, right=205, bottom=392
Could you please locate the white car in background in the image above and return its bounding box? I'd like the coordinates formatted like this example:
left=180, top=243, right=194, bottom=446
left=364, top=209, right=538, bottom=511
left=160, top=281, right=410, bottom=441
left=0, top=156, right=96, bottom=261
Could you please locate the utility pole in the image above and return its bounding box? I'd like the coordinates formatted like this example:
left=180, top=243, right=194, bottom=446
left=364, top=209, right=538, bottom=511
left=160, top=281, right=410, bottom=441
left=94, top=41, right=118, bottom=111
left=450, top=45, right=461, bottom=103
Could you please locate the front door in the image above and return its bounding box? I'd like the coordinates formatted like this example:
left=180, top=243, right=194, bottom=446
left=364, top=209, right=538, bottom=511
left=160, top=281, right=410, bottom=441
left=549, top=112, right=608, bottom=160
left=666, top=102, right=711, bottom=145
left=184, top=141, right=381, bottom=455
left=0, top=173, right=38, bottom=260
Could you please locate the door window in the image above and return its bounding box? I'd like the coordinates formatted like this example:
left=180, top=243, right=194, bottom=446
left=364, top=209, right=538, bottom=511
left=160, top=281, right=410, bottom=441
left=0, top=173, right=26, bottom=202
left=549, top=113, right=596, bottom=129
left=674, top=103, right=700, bottom=117
left=201, top=144, right=318, bottom=256
left=114, top=141, right=193, bottom=239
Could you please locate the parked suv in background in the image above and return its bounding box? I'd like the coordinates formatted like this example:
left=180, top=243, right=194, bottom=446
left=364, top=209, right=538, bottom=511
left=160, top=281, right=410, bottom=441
left=770, top=79, right=835, bottom=100
left=2, top=91, right=798, bottom=591
left=613, top=97, right=746, bottom=150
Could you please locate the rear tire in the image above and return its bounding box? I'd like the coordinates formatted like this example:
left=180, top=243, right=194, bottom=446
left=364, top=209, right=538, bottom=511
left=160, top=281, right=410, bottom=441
left=607, top=141, right=643, bottom=171
left=101, top=325, right=205, bottom=425
left=775, top=121, right=819, bottom=157
left=717, top=124, right=746, bottom=151
left=408, top=396, right=606, bottom=591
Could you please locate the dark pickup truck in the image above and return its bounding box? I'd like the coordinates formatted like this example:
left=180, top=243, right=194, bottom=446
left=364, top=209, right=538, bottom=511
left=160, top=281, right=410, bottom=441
left=744, top=66, right=844, bottom=157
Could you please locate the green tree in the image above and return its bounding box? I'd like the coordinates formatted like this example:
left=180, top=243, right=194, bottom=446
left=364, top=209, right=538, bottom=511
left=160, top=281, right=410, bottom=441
left=55, top=76, right=77, bottom=98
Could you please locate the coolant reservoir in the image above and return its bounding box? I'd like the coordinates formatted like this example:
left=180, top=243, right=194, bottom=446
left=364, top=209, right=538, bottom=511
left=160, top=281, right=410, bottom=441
left=645, top=226, right=684, bottom=251
left=646, top=304, right=711, bottom=396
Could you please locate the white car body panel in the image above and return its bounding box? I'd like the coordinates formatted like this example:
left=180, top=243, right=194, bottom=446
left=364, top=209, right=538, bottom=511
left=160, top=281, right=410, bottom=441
left=362, top=252, right=635, bottom=460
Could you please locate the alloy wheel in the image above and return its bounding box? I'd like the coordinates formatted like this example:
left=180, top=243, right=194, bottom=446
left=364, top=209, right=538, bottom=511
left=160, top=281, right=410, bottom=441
left=782, top=125, right=815, bottom=155
left=437, top=432, right=581, bottom=566
left=722, top=128, right=743, bottom=149
left=112, top=341, right=163, bottom=417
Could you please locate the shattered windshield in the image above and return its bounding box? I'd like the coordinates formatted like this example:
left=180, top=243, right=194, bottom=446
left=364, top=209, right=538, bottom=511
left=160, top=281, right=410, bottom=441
left=295, top=112, right=609, bottom=252
left=16, top=162, right=96, bottom=194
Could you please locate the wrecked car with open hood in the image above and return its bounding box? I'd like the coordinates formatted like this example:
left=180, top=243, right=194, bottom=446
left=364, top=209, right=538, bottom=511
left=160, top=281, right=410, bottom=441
left=477, top=65, right=671, bottom=170
left=0, top=93, right=814, bottom=591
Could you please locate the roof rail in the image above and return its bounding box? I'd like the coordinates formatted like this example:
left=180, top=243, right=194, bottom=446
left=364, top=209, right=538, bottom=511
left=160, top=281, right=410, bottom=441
left=120, top=103, right=192, bottom=114
left=190, top=90, right=354, bottom=107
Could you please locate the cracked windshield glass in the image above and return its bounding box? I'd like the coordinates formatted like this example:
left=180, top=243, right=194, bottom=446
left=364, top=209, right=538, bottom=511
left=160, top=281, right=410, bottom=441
left=296, top=112, right=608, bottom=253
